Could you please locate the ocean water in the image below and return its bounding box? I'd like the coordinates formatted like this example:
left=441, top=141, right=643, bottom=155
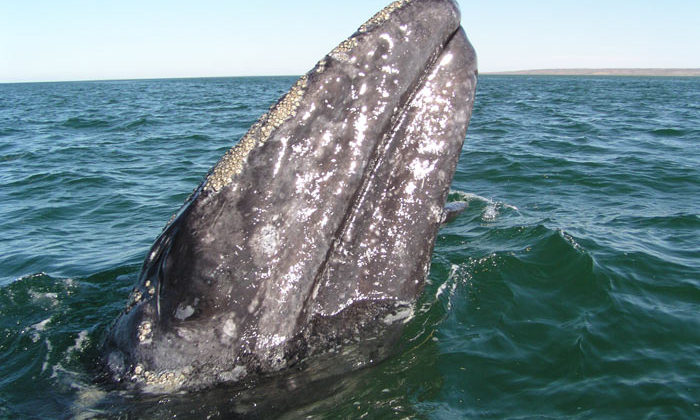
left=0, top=75, right=698, bottom=418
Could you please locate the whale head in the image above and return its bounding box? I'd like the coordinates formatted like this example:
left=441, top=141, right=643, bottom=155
left=103, top=0, right=477, bottom=392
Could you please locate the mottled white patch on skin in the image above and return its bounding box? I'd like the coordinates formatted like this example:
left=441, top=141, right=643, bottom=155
left=417, top=139, right=445, bottom=155
left=202, top=231, right=216, bottom=245
left=272, top=136, right=288, bottom=177
left=175, top=304, right=195, bottom=320
left=218, top=365, right=247, bottom=382
left=278, top=260, right=304, bottom=297
left=298, top=206, right=317, bottom=221
left=223, top=318, right=237, bottom=337
left=295, top=171, right=322, bottom=197
left=353, top=109, right=369, bottom=152
left=404, top=181, right=416, bottom=195
left=259, top=333, right=286, bottom=348
left=257, top=225, right=278, bottom=257
left=377, top=85, right=390, bottom=98
left=359, top=83, right=367, bottom=95
left=431, top=204, right=443, bottom=223
left=373, top=102, right=388, bottom=117
left=291, top=139, right=311, bottom=156
left=322, top=131, right=332, bottom=146
left=409, top=158, right=436, bottom=180
left=379, top=33, right=394, bottom=51
left=247, top=295, right=260, bottom=314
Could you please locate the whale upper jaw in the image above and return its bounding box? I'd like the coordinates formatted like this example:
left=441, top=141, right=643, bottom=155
left=103, top=0, right=477, bottom=392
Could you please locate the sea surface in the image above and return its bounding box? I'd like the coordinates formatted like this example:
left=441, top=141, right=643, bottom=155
left=0, top=75, right=698, bottom=418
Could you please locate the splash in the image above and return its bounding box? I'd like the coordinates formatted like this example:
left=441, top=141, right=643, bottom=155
left=447, top=190, right=519, bottom=222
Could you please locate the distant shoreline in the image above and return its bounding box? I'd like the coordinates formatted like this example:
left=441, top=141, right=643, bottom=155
left=483, top=68, right=700, bottom=77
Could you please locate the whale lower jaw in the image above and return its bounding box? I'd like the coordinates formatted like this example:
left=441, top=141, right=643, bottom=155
left=102, top=0, right=477, bottom=392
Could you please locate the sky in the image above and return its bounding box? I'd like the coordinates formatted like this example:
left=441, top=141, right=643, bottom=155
left=1, top=0, right=699, bottom=83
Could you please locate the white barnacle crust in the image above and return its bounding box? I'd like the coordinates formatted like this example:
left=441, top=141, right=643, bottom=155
left=329, top=38, right=358, bottom=62
left=204, top=76, right=308, bottom=192
left=358, top=0, right=412, bottom=33
left=137, top=321, right=152, bottom=343
left=316, top=59, right=327, bottom=73
left=131, top=363, right=189, bottom=392
left=142, top=370, right=186, bottom=392
left=329, top=0, right=411, bottom=62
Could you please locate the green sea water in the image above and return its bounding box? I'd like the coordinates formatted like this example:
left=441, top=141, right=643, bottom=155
left=0, top=75, right=698, bottom=418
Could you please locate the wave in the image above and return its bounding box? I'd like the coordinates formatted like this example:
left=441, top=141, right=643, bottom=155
left=0, top=267, right=137, bottom=411
left=610, top=212, right=699, bottom=230
left=4, top=169, right=112, bottom=192
left=61, top=117, right=112, bottom=129
left=115, top=116, right=151, bottom=130
left=650, top=128, right=687, bottom=137
left=0, top=127, right=22, bottom=137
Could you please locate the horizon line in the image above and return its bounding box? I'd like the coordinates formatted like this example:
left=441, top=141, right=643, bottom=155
left=3, top=68, right=700, bottom=85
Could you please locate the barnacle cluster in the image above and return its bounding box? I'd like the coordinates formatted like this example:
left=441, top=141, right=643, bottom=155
left=329, top=38, right=358, bottom=62
left=131, top=364, right=186, bottom=389
left=359, top=0, right=411, bottom=33
left=204, top=75, right=309, bottom=192
left=137, top=321, right=152, bottom=342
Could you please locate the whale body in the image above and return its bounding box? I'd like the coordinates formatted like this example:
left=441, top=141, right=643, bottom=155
left=102, top=0, right=477, bottom=392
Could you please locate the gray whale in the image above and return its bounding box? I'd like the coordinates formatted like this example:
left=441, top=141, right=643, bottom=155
left=102, top=0, right=477, bottom=392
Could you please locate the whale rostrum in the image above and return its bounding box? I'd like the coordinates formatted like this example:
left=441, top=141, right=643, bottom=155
left=102, top=0, right=477, bottom=392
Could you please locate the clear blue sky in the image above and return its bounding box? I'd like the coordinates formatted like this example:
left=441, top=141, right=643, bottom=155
left=1, top=0, right=698, bottom=83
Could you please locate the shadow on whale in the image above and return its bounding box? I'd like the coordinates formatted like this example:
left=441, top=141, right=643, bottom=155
left=101, top=0, right=477, bottom=399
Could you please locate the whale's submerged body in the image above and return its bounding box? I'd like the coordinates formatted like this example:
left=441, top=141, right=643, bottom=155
left=102, top=0, right=477, bottom=392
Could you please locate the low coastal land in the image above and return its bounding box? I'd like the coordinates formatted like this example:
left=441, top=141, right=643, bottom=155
left=484, top=68, right=700, bottom=77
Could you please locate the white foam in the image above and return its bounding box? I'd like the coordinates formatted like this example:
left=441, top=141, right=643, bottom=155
left=448, top=190, right=519, bottom=222
left=32, top=317, right=51, bottom=332
left=436, top=264, right=462, bottom=311
left=66, top=330, right=89, bottom=355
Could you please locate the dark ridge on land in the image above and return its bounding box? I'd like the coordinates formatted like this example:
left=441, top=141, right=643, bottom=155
left=483, top=68, right=700, bottom=77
